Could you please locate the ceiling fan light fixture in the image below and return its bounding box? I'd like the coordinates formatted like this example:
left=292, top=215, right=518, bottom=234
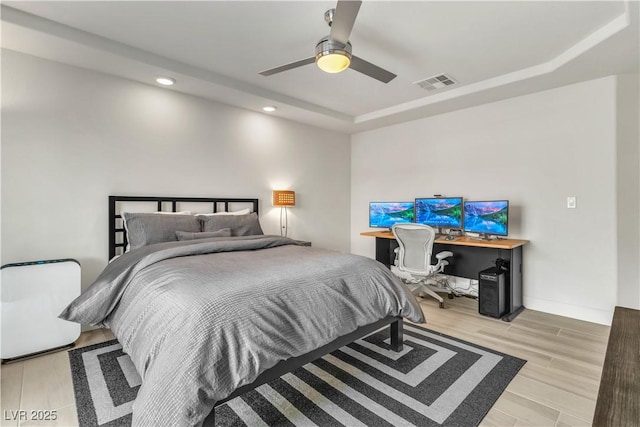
left=317, top=53, right=351, bottom=73
left=315, top=38, right=352, bottom=74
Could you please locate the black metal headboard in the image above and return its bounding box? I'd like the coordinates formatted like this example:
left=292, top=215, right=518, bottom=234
left=109, top=195, right=259, bottom=260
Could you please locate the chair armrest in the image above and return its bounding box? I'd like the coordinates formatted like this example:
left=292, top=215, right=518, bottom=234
left=435, top=251, right=453, bottom=260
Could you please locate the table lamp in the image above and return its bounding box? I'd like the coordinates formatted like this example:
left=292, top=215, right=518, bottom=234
left=272, top=190, right=295, bottom=237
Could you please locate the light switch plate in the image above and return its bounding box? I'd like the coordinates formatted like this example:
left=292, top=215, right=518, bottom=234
left=567, top=196, right=577, bottom=209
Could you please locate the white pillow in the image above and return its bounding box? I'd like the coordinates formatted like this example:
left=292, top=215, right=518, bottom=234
left=154, top=211, right=192, bottom=215
left=196, top=208, right=251, bottom=216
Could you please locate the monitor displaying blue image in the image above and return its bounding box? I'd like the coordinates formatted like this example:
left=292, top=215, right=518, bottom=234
left=415, top=197, right=463, bottom=229
left=369, top=202, right=415, bottom=228
left=463, top=200, right=509, bottom=236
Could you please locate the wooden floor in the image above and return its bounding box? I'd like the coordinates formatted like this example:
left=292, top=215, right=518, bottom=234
left=1, top=297, right=610, bottom=426
left=593, top=306, right=639, bottom=426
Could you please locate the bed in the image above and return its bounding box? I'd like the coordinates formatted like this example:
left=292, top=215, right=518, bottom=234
left=61, top=196, right=425, bottom=426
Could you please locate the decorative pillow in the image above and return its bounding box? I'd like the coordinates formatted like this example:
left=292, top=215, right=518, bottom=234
left=196, top=208, right=251, bottom=216
left=175, top=229, right=232, bottom=241
left=121, top=211, right=193, bottom=252
left=122, top=212, right=200, bottom=251
left=200, top=213, right=264, bottom=236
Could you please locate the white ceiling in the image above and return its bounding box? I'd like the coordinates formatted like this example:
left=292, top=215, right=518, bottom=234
left=2, top=1, right=638, bottom=133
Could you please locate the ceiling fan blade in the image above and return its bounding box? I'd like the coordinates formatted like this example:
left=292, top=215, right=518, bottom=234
left=259, top=57, right=315, bottom=76
left=330, top=0, right=362, bottom=44
left=350, top=56, right=396, bottom=83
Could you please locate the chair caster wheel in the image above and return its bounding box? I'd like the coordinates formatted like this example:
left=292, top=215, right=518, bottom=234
left=439, top=301, right=445, bottom=309
left=448, top=293, right=454, bottom=299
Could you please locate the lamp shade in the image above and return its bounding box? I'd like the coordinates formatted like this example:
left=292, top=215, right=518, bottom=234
left=273, top=190, right=295, bottom=207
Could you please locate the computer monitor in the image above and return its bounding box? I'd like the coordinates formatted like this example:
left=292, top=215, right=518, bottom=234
left=369, top=202, right=415, bottom=228
left=415, top=197, right=463, bottom=230
left=463, top=200, right=509, bottom=237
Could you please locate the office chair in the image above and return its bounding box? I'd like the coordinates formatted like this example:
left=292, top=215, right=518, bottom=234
left=391, top=224, right=454, bottom=308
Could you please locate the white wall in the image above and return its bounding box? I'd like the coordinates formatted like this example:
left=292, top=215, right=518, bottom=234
left=351, top=77, right=620, bottom=325
left=616, top=74, right=640, bottom=309
left=1, top=50, right=351, bottom=292
left=4, top=50, right=635, bottom=326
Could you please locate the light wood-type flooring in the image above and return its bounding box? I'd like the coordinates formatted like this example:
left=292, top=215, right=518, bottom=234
left=1, top=296, right=610, bottom=426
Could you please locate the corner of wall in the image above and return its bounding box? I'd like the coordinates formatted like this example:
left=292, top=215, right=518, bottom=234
left=615, top=73, right=640, bottom=309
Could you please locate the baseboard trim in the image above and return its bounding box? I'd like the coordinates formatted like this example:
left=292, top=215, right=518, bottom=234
left=524, top=296, right=614, bottom=326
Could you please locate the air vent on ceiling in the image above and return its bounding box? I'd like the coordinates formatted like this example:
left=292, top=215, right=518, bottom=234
left=413, top=73, right=457, bottom=91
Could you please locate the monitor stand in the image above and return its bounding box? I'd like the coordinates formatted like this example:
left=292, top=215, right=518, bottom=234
left=467, top=233, right=493, bottom=241
left=438, top=228, right=463, bottom=240
left=442, top=228, right=463, bottom=236
left=470, top=233, right=505, bottom=241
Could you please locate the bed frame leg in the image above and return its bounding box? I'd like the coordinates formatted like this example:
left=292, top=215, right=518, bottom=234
left=202, top=409, right=215, bottom=427
left=390, top=318, right=403, bottom=352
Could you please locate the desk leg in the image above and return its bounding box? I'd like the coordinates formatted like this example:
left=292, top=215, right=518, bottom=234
left=375, top=237, right=396, bottom=268
left=502, top=306, right=525, bottom=322
left=501, top=246, right=524, bottom=322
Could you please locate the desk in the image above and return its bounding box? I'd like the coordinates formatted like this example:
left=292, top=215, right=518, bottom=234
left=361, top=230, right=529, bottom=321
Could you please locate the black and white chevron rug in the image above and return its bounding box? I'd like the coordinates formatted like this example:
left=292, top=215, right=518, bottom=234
left=69, top=323, right=525, bottom=427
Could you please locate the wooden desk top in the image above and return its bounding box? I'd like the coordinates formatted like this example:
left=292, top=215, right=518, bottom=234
left=360, top=230, right=529, bottom=249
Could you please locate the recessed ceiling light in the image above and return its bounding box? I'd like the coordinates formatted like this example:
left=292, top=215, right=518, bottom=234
left=156, top=77, right=176, bottom=86
left=262, top=106, right=277, bottom=112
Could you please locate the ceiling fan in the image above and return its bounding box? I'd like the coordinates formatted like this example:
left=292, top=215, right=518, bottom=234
left=259, top=0, right=396, bottom=84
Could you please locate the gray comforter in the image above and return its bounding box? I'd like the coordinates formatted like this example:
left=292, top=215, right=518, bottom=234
left=60, top=235, right=424, bottom=426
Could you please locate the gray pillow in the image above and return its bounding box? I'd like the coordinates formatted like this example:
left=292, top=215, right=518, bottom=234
left=175, top=229, right=232, bottom=241
left=122, top=212, right=200, bottom=251
left=199, top=212, right=264, bottom=236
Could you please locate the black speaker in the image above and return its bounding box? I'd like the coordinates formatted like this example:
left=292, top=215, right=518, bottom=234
left=478, top=267, right=507, bottom=318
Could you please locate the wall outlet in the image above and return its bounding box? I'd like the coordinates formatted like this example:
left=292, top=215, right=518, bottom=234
left=567, top=196, right=577, bottom=209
